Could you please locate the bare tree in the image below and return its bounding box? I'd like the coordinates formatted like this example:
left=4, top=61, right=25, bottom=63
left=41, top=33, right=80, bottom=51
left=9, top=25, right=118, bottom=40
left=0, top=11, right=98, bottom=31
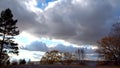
left=97, top=23, right=120, bottom=65
left=75, top=48, right=85, bottom=63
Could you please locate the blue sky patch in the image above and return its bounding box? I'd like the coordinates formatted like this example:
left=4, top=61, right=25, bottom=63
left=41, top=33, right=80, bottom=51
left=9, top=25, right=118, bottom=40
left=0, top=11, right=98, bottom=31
left=37, top=0, right=57, bottom=9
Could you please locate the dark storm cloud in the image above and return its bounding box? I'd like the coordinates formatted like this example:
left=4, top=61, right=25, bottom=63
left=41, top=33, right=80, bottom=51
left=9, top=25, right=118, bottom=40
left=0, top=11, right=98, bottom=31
left=40, top=0, right=120, bottom=44
left=0, top=0, right=46, bottom=32
left=0, top=0, right=120, bottom=45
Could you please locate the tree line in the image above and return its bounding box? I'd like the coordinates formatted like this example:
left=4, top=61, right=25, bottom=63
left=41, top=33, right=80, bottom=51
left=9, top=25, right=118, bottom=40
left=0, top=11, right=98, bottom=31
left=40, top=49, right=85, bottom=65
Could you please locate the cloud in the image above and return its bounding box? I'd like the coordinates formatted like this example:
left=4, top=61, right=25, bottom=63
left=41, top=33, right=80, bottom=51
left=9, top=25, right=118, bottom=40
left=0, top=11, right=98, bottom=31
left=22, top=41, right=48, bottom=51
left=10, top=50, right=45, bottom=61
left=52, top=44, right=77, bottom=52
left=0, top=0, right=44, bottom=32
left=52, top=44, right=98, bottom=54
left=0, top=0, right=120, bottom=45
left=21, top=41, right=78, bottom=52
left=38, top=0, right=120, bottom=44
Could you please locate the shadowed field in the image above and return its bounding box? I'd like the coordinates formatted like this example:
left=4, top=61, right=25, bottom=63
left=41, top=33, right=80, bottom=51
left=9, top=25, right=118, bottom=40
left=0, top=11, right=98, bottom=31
left=1, top=64, right=120, bottom=68
left=1, top=61, right=120, bottom=68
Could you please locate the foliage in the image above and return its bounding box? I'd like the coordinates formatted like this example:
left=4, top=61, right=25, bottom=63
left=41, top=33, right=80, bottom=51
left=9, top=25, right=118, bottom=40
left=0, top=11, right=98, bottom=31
left=6, top=60, right=10, bottom=65
left=97, top=23, right=120, bottom=65
left=19, top=59, right=26, bottom=64
left=40, top=50, right=75, bottom=64
left=0, top=8, right=19, bottom=65
left=61, top=52, right=74, bottom=65
left=40, top=50, right=62, bottom=64
left=11, top=60, right=18, bottom=65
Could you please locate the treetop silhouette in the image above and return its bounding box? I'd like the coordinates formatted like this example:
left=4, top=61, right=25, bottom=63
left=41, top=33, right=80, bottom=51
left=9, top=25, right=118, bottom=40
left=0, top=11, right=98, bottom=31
left=0, top=8, right=19, bottom=66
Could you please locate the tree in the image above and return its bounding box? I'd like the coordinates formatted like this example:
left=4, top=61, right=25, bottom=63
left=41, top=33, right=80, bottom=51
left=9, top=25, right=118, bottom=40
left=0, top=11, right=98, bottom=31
left=97, top=23, right=120, bottom=65
left=19, top=59, right=26, bottom=64
left=110, top=22, right=120, bottom=37
left=75, top=48, right=85, bottom=63
left=6, top=60, right=10, bottom=65
left=40, top=50, right=76, bottom=65
left=61, top=52, right=74, bottom=65
left=40, top=50, right=62, bottom=64
left=0, top=8, right=19, bottom=65
left=27, top=59, right=31, bottom=64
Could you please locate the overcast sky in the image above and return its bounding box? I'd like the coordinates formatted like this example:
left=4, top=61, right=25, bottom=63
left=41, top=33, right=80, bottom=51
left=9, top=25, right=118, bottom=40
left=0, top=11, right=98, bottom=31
left=0, top=0, right=120, bottom=61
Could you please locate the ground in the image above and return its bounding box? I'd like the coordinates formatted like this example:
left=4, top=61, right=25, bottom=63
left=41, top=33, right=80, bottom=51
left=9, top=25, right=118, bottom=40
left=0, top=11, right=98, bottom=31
left=1, top=61, right=120, bottom=68
left=1, top=64, right=120, bottom=68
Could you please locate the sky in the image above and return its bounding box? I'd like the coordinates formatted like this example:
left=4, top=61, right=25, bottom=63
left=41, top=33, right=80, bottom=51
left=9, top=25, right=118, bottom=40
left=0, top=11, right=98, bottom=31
left=0, top=0, right=120, bottom=61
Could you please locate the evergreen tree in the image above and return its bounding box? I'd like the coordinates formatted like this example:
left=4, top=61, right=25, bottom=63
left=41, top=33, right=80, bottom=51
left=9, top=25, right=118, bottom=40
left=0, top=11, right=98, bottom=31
left=0, top=8, right=19, bottom=65
left=19, top=59, right=26, bottom=64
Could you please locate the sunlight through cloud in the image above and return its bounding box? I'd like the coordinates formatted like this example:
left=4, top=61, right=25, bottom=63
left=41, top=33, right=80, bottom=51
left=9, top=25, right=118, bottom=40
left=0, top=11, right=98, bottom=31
left=15, top=31, right=39, bottom=47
